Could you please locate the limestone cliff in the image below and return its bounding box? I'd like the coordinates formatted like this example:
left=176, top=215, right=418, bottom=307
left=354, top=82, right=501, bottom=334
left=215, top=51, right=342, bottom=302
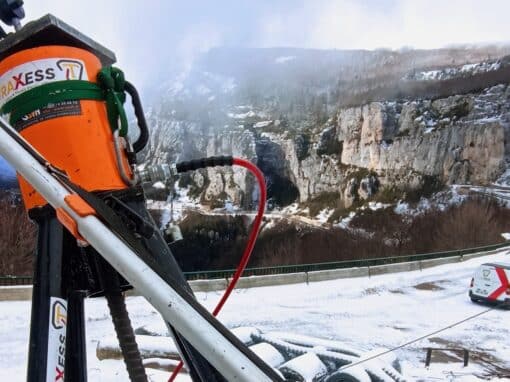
left=142, top=47, right=510, bottom=214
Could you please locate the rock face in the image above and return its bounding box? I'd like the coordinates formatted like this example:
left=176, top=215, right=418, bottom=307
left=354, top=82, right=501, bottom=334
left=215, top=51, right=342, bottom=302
left=142, top=47, right=510, bottom=212
left=336, top=86, right=507, bottom=186
left=144, top=117, right=258, bottom=208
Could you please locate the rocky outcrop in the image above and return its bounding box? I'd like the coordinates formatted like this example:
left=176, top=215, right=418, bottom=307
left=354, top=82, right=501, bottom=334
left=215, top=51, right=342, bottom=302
left=237, top=85, right=507, bottom=207
left=335, top=85, right=507, bottom=186
left=144, top=69, right=509, bottom=212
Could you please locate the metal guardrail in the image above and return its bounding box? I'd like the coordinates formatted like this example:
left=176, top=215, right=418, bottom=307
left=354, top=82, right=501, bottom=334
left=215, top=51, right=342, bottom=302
left=1, top=242, right=509, bottom=285
left=0, top=275, right=33, bottom=286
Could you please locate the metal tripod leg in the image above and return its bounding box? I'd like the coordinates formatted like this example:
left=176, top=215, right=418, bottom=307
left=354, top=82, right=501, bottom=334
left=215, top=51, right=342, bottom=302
left=124, top=194, right=225, bottom=381
left=65, top=290, right=87, bottom=382
left=26, top=192, right=223, bottom=382
left=26, top=209, right=89, bottom=382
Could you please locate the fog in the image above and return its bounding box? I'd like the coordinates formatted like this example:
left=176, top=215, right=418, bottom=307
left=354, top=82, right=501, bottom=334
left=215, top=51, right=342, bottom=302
left=0, top=0, right=508, bottom=178
left=24, top=0, right=510, bottom=93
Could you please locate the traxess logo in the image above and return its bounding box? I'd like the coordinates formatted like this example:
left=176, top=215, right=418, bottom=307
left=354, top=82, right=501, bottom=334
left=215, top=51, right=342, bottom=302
left=51, top=300, right=67, bottom=330
left=56, top=59, right=84, bottom=80
left=0, top=58, right=87, bottom=104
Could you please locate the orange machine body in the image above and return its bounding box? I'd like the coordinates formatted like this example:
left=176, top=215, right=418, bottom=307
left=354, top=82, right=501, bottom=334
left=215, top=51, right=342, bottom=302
left=0, top=46, right=130, bottom=210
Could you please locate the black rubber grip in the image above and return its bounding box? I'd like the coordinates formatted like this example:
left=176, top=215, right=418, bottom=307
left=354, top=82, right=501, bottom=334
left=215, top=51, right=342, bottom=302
left=125, top=81, right=150, bottom=154
left=106, top=291, right=148, bottom=382
left=176, top=156, right=234, bottom=173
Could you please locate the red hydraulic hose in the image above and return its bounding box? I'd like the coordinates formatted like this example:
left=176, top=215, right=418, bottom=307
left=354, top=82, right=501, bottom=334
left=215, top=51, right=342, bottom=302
left=168, top=157, right=267, bottom=381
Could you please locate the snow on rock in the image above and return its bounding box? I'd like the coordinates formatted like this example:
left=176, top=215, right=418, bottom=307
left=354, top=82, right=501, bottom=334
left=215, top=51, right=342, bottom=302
left=152, top=181, right=166, bottom=189
left=231, top=326, right=260, bottom=344
left=336, top=211, right=356, bottom=228
left=279, top=352, right=327, bottom=381
left=249, top=343, right=285, bottom=367
left=361, top=354, right=401, bottom=382
left=393, top=202, right=409, bottom=215
left=263, top=331, right=362, bottom=357
left=368, top=202, right=390, bottom=211
left=317, top=207, right=333, bottom=222
left=227, top=110, right=256, bottom=119
left=494, top=166, right=510, bottom=186
left=135, top=322, right=169, bottom=337
left=406, top=60, right=502, bottom=81
left=253, top=120, right=273, bottom=128
left=501, top=232, right=510, bottom=240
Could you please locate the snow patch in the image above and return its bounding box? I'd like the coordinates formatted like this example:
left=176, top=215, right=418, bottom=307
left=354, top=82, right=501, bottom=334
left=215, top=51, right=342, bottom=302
left=368, top=202, right=389, bottom=211
left=394, top=201, right=410, bottom=215
left=406, top=60, right=502, bottom=81
left=253, top=120, right=273, bottom=128
left=249, top=343, right=285, bottom=367
left=336, top=211, right=356, bottom=229
left=228, top=110, right=257, bottom=119
left=316, top=208, right=333, bottom=223
left=501, top=232, right=510, bottom=240
left=152, top=181, right=166, bottom=190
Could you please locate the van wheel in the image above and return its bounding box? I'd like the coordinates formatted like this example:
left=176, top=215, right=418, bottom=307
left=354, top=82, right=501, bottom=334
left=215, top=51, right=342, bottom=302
left=470, top=297, right=479, bottom=303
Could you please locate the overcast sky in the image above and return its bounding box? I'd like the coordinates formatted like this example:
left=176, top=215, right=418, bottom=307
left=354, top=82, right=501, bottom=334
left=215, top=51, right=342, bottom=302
left=0, top=0, right=509, bottom=178
left=24, top=0, right=510, bottom=90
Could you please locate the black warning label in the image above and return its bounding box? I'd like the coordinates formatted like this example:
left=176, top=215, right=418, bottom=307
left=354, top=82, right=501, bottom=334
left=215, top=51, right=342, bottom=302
left=14, top=100, right=82, bottom=131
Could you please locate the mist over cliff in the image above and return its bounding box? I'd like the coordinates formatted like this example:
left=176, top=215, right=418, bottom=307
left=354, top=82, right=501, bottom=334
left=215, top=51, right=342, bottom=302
left=142, top=45, right=510, bottom=216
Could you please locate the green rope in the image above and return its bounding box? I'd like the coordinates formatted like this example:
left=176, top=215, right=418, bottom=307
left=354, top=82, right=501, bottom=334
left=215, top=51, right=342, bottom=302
left=97, top=67, right=128, bottom=136
left=0, top=67, right=129, bottom=136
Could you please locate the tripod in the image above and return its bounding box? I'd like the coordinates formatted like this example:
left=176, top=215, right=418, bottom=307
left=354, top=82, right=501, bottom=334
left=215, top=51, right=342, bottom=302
left=26, top=187, right=231, bottom=381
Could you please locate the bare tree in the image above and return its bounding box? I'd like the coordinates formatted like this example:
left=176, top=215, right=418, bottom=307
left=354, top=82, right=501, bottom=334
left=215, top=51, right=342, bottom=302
left=0, top=193, right=36, bottom=275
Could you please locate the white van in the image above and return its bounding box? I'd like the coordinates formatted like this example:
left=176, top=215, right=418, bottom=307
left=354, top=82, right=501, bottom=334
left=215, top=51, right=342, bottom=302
left=469, top=262, right=510, bottom=306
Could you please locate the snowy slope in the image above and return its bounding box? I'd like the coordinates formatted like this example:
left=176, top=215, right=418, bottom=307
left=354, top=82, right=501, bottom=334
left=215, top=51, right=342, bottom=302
left=0, top=250, right=509, bottom=381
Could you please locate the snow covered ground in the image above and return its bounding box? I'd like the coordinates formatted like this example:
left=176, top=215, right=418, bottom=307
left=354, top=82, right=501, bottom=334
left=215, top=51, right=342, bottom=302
left=1, top=250, right=509, bottom=381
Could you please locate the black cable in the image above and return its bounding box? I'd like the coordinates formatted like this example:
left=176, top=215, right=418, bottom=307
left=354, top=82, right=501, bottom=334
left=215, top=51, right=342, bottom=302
left=176, top=156, right=233, bottom=173
left=95, top=256, right=148, bottom=382
left=125, top=81, right=149, bottom=153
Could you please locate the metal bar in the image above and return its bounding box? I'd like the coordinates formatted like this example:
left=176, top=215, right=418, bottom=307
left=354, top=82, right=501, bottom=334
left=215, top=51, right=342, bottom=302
left=65, top=290, right=87, bottom=382
left=425, top=348, right=432, bottom=367
left=26, top=212, right=68, bottom=382
left=0, top=117, right=280, bottom=381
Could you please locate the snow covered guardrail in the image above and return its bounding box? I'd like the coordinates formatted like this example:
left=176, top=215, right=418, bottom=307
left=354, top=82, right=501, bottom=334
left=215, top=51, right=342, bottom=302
left=2, top=243, right=509, bottom=287
left=183, top=242, right=510, bottom=281
left=1, top=243, right=509, bottom=299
